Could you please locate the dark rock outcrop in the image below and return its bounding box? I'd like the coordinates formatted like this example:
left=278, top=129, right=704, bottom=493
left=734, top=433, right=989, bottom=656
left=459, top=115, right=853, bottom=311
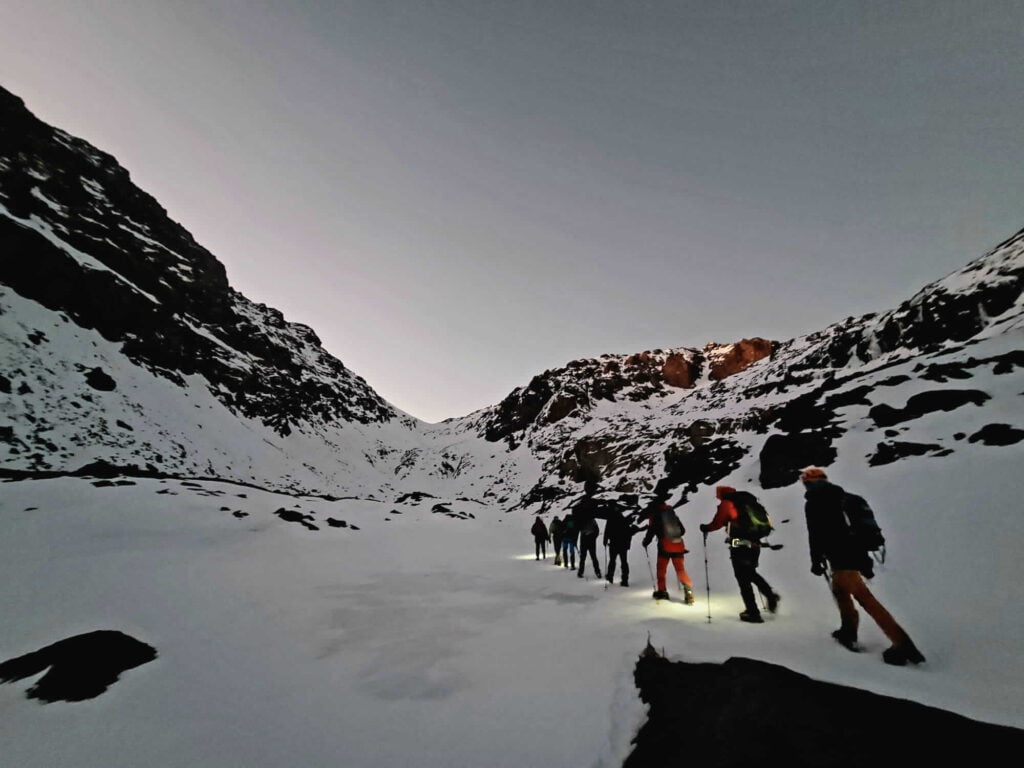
left=759, top=433, right=838, bottom=488
left=868, top=441, right=951, bottom=466
left=968, top=423, right=1024, bottom=446
left=0, top=630, right=157, bottom=703
left=627, top=653, right=1024, bottom=768
left=869, top=390, right=991, bottom=428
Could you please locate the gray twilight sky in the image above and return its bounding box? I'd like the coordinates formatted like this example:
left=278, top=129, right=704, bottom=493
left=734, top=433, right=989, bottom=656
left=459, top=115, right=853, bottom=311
left=2, top=1, right=1022, bottom=422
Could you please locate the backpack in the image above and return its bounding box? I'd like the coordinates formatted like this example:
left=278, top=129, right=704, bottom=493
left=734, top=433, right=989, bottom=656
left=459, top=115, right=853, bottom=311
left=726, top=491, right=773, bottom=540
left=658, top=506, right=684, bottom=542
left=841, top=492, right=886, bottom=561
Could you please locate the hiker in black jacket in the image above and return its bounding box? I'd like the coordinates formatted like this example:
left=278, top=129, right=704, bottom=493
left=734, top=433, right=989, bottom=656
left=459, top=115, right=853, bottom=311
left=560, top=516, right=579, bottom=570
left=801, top=467, right=925, bottom=666
left=573, top=483, right=603, bottom=579
left=531, top=516, right=550, bottom=560
left=603, top=505, right=642, bottom=587
left=549, top=516, right=565, bottom=566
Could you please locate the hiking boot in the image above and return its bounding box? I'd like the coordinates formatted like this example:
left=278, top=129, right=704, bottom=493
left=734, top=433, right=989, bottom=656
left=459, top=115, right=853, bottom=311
left=831, top=629, right=860, bottom=652
left=883, top=641, right=926, bottom=666
left=683, top=586, right=695, bottom=605
left=739, top=611, right=764, bottom=623
left=652, top=590, right=669, bottom=600
left=620, top=579, right=629, bottom=587
left=595, top=570, right=602, bottom=580
left=766, top=592, right=780, bottom=614
left=554, top=557, right=561, bottom=566
left=577, top=570, right=584, bottom=578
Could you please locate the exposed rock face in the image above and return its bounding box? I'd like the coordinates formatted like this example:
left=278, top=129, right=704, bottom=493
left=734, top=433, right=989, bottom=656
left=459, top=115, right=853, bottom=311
left=706, top=337, right=774, bottom=380
left=627, top=653, right=1024, bottom=768
left=662, top=352, right=700, bottom=387
left=0, top=86, right=395, bottom=435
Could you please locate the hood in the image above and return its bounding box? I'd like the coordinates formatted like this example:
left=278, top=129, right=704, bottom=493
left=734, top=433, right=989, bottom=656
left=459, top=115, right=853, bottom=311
left=715, top=485, right=736, bottom=500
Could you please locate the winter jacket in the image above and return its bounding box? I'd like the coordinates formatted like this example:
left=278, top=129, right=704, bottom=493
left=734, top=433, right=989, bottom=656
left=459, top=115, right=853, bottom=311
left=549, top=517, right=564, bottom=542
left=703, top=485, right=739, bottom=535
left=531, top=518, right=550, bottom=542
left=603, top=511, right=641, bottom=550
left=804, top=480, right=871, bottom=573
left=572, top=495, right=601, bottom=525
left=579, top=517, right=600, bottom=542
left=561, top=517, right=580, bottom=545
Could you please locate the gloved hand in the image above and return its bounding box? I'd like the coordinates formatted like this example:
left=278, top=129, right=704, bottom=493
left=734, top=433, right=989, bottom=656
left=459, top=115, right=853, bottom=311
left=810, top=562, right=825, bottom=576
left=699, top=523, right=710, bottom=534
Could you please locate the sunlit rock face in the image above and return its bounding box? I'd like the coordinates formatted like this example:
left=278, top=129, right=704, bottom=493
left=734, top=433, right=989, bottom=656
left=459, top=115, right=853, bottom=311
left=467, top=229, right=1023, bottom=508
left=705, top=337, right=775, bottom=380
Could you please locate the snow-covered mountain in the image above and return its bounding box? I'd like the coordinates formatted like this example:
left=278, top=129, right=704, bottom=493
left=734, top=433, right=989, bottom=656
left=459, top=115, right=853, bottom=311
left=2, top=85, right=1024, bottom=766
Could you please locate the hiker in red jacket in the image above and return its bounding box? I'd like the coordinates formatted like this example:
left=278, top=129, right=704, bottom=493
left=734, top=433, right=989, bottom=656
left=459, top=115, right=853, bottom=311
left=642, top=495, right=694, bottom=604
left=700, top=486, right=779, bottom=623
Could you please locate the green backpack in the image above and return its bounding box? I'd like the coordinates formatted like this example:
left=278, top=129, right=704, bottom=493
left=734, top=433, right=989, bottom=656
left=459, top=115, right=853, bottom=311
left=727, top=491, right=774, bottom=540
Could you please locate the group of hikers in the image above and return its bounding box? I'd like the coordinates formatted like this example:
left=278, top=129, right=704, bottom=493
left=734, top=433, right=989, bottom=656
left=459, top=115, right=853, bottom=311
left=528, top=467, right=925, bottom=667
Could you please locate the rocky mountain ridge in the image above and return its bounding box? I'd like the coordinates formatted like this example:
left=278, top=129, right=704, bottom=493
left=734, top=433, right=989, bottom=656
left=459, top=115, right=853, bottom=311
left=1, top=84, right=1022, bottom=511
left=0, top=86, right=396, bottom=436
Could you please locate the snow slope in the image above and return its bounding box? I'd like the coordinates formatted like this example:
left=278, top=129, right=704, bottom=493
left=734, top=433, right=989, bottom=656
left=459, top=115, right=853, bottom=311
left=1, top=420, right=1021, bottom=768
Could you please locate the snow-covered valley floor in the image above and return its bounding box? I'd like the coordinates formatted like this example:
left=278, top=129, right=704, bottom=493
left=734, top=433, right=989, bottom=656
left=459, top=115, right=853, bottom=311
left=1, top=466, right=1022, bottom=767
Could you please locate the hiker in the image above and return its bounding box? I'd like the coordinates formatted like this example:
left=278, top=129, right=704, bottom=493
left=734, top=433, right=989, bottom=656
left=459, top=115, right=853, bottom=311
left=561, top=515, right=578, bottom=570
left=549, top=515, right=565, bottom=566
left=577, top=515, right=602, bottom=579
left=801, top=467, right=925, bottom=666
left=573, top=482, right=603, bottom=579
left=699, top=486, right=780, bottom=624
left=641, top=495, right=695, bottom=604
left=604, top=504, right=642, bottom=587
left=531, top=516, right=550, bottom=560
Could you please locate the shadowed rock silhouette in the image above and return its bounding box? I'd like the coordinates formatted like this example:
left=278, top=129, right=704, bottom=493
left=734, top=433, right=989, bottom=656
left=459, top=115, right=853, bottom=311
left=0, top=630, right=157, bottom=703
left=627, top=652, right=1024, bottom=768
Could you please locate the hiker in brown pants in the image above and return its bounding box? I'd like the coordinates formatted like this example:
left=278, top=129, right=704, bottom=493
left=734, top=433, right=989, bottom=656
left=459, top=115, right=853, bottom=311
left=801, top=467, right=925, bottom=666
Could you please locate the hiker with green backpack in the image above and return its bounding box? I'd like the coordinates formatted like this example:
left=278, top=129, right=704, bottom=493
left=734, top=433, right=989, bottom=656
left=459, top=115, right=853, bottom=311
left=699, top=485, right=780, bottom=624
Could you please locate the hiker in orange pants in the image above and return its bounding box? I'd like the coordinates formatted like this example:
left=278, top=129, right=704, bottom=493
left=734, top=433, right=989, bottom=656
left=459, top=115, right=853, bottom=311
left=802, top=467, right=925, bottom=665
left=642, top=495, right=694, bottom=604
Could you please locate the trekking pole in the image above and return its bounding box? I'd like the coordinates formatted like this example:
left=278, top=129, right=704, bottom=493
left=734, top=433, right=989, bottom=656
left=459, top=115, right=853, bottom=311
left=644, top=545, right=656, bottom=591
left=702, top=531, right=712, bottom=624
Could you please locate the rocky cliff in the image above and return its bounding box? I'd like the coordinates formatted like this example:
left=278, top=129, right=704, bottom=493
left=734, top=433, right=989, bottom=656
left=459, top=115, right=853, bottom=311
left=1, top=84, right=1021, bottom=509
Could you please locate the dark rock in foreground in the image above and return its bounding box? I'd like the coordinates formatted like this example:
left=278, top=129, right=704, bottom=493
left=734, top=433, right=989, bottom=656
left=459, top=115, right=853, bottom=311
left=627, top=654, right=1023, bottom=768
left=0, top=630, right=157, bottom=703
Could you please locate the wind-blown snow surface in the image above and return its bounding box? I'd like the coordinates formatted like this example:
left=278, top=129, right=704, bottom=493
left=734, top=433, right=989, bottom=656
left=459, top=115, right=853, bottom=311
left=2, top=406, right=1022, bottom=768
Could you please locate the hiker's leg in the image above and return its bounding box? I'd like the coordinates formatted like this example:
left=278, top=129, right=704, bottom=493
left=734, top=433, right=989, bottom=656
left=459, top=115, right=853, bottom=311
left=831, top=570, right=862, bottom=636
left=672, top=554, right=693, bottom=588
left=656, top=555, right=669, bottom=592
left=730, top=549, right=759, bottom=613
left=848, top=571, right=911, bottom=646
left=748, top=548, right=774, bottom=597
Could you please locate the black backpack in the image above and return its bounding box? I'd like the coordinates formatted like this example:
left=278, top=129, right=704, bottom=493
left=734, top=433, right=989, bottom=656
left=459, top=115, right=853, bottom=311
left=842, top=492, right=886, bottom=562
left=726, top=491, right=774, bottom=540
